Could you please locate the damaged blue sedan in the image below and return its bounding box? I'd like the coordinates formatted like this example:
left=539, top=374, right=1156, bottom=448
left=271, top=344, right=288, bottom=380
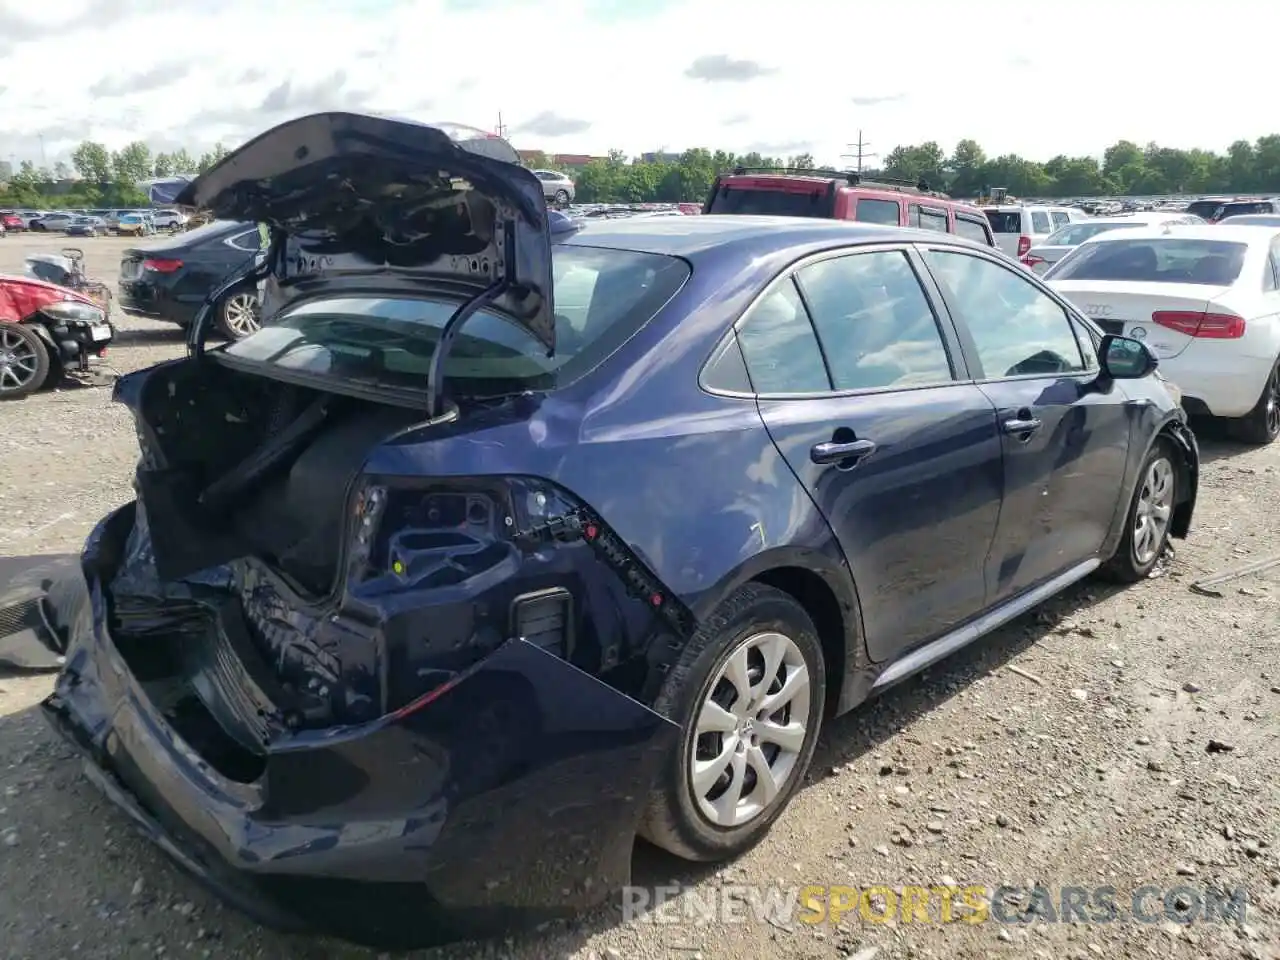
left=43, top=112, right=1198, bottom=949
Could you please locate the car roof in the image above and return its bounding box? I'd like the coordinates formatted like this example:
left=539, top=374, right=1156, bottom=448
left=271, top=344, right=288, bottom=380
left=1087, top=213, right=1193, bottom=224
left=559, top=214, right=976, bottom=259
left=1081, top=224, right=1280, bottom=244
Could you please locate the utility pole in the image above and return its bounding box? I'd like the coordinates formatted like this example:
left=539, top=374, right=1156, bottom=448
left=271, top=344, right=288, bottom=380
left=495, top=112, right=508, bottom=138
left=840, top=129, right=877, bottom=173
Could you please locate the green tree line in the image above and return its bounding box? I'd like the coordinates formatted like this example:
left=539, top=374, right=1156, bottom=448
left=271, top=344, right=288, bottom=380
left=5, top=133, right=1279, bottom=210
left=0, top=140, right=230, bottom=209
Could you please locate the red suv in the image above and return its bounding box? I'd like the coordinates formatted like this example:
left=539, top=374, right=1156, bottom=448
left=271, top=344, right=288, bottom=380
left=703, top=168, right=997, bottom=247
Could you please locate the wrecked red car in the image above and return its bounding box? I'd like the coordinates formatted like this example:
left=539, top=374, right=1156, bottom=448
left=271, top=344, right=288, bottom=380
left=0, top=272, right=114, bottom=397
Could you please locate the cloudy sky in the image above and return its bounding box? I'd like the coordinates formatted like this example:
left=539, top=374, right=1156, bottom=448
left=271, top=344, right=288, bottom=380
left=0, top=0, right=1275, bottom=170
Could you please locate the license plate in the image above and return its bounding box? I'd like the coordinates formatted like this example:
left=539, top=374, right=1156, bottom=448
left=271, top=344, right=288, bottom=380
left=89, top=324, right=112, bottom=341
left=120, top=261, right=141, bottom=279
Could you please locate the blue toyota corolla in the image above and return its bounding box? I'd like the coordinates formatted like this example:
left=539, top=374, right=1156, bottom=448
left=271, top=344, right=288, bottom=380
left=42, top=113, right=1198, bottom=948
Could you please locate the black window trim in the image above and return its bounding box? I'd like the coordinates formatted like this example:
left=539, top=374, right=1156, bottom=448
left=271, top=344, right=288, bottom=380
left=914, top=243, right=1094, bottom=384
left=699, top=241, right=974, bottom=400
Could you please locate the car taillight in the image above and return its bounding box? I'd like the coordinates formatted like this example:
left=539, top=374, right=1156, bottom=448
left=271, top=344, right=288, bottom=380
left=142, top=257, right=183, bottom=273
left=1021, top=255, right=1044, bottom=270
left=1152, top=310, right=1246, bottom=339
left=1017, top=236, right=1031, bottom=256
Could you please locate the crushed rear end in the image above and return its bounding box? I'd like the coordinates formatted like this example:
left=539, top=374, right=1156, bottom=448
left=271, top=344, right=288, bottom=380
left=41, top=112, right=680, bottom=949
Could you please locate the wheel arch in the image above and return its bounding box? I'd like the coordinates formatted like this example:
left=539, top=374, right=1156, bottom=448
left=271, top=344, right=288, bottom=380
left=1100, top=412, right=1198, bottom=558
left=751, top=565, right=849, bottom=717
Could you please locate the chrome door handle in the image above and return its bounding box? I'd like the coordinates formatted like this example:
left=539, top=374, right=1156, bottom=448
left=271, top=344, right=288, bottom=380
left=810, top=439, right=877, bottom=465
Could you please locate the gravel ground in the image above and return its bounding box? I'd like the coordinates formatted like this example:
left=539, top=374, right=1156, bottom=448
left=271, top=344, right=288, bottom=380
left=1, top=234, right=1277, bottom=960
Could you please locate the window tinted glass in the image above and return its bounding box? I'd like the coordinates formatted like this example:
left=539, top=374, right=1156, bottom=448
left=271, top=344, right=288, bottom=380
left=797, top=251, right=952, bottom=390
left=1046, top=238, right=1247, bottom=285
left=707, top=185, right=836, bottom=218
left=1185, top=200, right=1223, bottom=220
left=984, top=210, right=1021, bottom=233
left=910, top=205, right=948, bottom=233
left=1051, top=211, right=1071, bottom=229
left=954, top=217, right=991, bottom=244
left=224, top=246, right=689, bottom=396
left=701, top=335, right=753, bottom=393
left=1031, top=211, right=1051, bottom=234
left=1042, top=222, right=1142, bottom=246
left=854, top=198, right=901, bottom=225
left=736, top=279, right=830, bottom=393
left=924, top=250, right=1085, bottom=378
left=1221, top=201, right=1274, bottom=217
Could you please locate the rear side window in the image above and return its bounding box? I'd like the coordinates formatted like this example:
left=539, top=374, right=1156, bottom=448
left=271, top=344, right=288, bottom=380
left=735, top=279, right=830, bottom=394
left=1031, top=212, right=1051, bottom=234
left=910, top=204, right=949, bottom=233
left=985, top=210, right=1021, bottom=233
left=854, top=198, right=901, bottom=225
left=1046, top=238, right=1248, bottom=285
left=1051, top=211, right=1071, bottom=229
left=955, top=216, right=992, bottom=245
left=707, top=183, right=835, bottom=218
left=796, top=251, right=953, bottom=390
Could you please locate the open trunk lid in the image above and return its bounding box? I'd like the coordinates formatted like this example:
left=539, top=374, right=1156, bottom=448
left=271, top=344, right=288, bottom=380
left=175, top=112, right=556, bottom=351
left=1049, top=280, right=1230, bottom=359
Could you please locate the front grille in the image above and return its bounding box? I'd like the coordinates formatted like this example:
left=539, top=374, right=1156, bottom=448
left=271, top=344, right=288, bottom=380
left=0, top=597, right=44, bottom=636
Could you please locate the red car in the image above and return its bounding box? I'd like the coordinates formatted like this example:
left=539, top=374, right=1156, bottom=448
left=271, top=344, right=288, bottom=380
left=1, top=213, right=25, bottom=232
left=0, top=275, right=113, bottom=398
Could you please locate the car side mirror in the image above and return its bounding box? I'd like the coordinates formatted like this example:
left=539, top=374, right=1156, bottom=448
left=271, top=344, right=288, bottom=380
left=1099, top=334, right=1156, bottom=379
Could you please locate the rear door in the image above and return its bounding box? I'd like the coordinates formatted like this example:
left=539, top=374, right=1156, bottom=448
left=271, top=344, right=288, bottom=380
left=734, top=244, right=1003, bottom=662
left=955, top=213, right=996, bottom=247
left=984, top=209, right=1023, bottom=258
left=919, top=246, right=1131, bottom=601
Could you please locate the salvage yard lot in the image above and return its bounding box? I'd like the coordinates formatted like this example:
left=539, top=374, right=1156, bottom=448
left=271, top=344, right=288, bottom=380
left=0, top=234, right=1277, bottom=960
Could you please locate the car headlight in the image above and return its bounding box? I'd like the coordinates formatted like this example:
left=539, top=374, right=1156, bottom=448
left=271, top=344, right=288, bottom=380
left=41, top=301, right=106, bottom=325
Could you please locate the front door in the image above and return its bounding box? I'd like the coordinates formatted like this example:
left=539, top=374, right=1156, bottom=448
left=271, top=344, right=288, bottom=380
left=919, top=247, right=1131, bottom=601
left=734, top=246, right=1004, bottom=663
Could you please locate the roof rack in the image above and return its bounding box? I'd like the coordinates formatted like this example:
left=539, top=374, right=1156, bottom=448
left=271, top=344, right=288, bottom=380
left=728, top=167, right=948, bottom=197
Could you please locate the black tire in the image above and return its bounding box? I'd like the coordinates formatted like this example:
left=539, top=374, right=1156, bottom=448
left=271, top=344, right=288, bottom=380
left=214, top=287, right=261, bottom=340
left=639, top=582, right=826, bottom=861
left=0, top=323, right=52, bottom=399
left=1227, top=358, right=1280, bottom=445
left=1100, top=438, right=1178, bottom=582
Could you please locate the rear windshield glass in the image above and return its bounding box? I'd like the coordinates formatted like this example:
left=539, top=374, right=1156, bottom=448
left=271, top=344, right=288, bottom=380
left=707, top=183, right=835, bottom=218
left=221, top=246, right=689, bottom=396
left=1042, top=222, right=1143, bottom=246
left=984, top=211, right=1021, bottom=233
left=1220, top=214, right=1280, bottom=226
left=1046, top=238, right=1248, bottom=285
left=1185, top=200, right=1224, bottom=219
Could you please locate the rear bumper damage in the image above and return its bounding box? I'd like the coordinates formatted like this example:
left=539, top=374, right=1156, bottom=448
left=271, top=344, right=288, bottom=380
left=42, top=508, right=679, bottom=949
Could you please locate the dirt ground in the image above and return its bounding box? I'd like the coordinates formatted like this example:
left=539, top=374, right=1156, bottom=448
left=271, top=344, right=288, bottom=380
left=0, top=233, right=1277, bottom=960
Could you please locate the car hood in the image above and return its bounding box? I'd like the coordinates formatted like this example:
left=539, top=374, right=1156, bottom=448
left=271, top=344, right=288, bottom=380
left=175, top=112, right=556, bottom=351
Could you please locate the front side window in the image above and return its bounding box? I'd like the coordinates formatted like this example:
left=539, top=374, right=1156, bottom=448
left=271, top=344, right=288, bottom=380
left=735, top=279, right=830, bottom=394
left=924, top=250, right=1085, bottom=379
left=797, top=251, right=953, bottom=390
left=222, top=245, right=690, bottom=396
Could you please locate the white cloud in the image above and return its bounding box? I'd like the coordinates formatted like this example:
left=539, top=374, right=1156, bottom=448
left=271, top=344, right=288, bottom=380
left=0, top=0, right=1275, bottom=170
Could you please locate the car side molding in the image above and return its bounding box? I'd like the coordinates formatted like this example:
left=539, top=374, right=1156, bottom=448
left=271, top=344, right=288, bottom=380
left=870, top=557, right=1101, bottom=691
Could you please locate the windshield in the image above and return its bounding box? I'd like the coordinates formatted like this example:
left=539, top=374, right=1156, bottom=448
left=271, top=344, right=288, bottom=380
left=1046, top=238, right=1248, bottom=285
left=1220, top=214, right=1280, bottom=226
left=221, top=245, right=690, bottom=396
left=707, top=183, right=836, bottom=218
left=983, top=211, right=1021, bottom=233
left=1041, top=222, right=1145, bottom=246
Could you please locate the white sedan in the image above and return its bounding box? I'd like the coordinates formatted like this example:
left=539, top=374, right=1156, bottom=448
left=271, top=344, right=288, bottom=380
left=1046, top=224, right=1280, bottom=443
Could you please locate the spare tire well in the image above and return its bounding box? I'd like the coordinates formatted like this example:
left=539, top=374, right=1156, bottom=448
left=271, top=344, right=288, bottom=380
left=753, top=566, right=845, bottom=714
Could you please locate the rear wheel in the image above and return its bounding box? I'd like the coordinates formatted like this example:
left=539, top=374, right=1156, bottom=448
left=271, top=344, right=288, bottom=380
left=640, top=583, right=825, bottom=861
left=215, top=289, right=261, bottom=339
left=1100, top=439, right=1177, bottom=582
left=1228, top=358, right=1280, bottom=445
left=0, top=324, right=51, bottom=399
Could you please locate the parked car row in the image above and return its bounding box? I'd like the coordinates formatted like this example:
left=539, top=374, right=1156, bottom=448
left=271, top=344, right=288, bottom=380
left=0, top=207, right=188, bottom=234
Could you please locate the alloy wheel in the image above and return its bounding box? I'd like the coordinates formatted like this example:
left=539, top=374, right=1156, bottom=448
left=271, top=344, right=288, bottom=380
left=689, top=630, right=811, bottom=828
left=222, top=292, right=261, bottom=337
left=1133, top=456, right=1174, bottom=566
left=0, top=327, right=41, bottom=393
